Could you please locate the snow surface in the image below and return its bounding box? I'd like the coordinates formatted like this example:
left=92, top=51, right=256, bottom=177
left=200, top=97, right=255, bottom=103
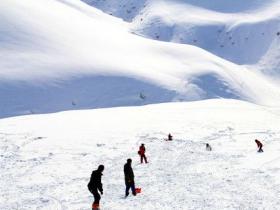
left=1, top=0, right=280, bottom=118
left=1, top=0, right=280, bottom=209
left=130, top=0, right=280, bottom=65
left=1, top=100, right=280, bottom=209
left=83, top=0, right=280, bottom=65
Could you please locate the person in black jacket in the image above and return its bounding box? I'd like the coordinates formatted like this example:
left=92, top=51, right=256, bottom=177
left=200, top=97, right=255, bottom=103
left=255, top=139, right=263, bottom=152
left=124, top=159, right=136, bottom=197
left=88, top=165, right=104, bottom=210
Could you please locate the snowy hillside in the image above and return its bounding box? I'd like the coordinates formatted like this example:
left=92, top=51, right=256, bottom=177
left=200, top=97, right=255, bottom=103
left=0, top=0, right=280, bottom=118
left=257, top=34, right=280, bottom=78
left=83, top=0, right=280, bottom=69
left=131, top=0, right=280, bottom=65
left=1, top=100, right=280, bottom=209
left=1, top=1, right=280, bottom=209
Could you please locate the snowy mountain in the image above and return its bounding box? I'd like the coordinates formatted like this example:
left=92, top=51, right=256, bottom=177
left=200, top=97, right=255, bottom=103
left=83, top=0, right=280, bottom=65
left=0, top=0, right=280, bottom=118
left=1, top=1, right=280, bottom=209
left=257, top=35, right=280, bottom=77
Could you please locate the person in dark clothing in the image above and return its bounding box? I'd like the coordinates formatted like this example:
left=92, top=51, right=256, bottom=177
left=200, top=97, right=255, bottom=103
left=124, top=159, right=136, bottom=197
left=88, top=165, right=104, bottom=210
left=168, top=133, right=173, bottom=141
left=206, top=143, right=212, bottom=151
left=255, top=139, right=263, bottom=152
left=138, top=143, right=148, bottom=164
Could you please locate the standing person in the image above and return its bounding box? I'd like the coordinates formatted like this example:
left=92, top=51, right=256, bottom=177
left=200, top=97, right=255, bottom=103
left=255, top=139, right=264, bottom=152
left=138, top=143, right=148, bottom=164
left=88, top=165, right=104, bottom=210
left=168, top=133, right=173, bottom=141
left=124, top=158, right=136, bottom=197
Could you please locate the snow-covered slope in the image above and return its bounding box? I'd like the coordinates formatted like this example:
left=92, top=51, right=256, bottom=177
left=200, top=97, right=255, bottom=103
left=1, top=1, right=280, bottom=209
left=131, top=0, right=280, bottom=65
left=257, top=35, right=280, bottom=78
left=83, top=0, right=280, bottom=68
left=82, top=0, right=147, bottom=21
left=1, top=100, right=280, bottom=209
left=137, top=1, right=280, bottom=66
left=1, top=0, right=280, bottom=118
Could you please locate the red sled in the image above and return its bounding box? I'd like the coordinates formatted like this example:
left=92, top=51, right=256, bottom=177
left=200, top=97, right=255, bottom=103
left=135, top=188, right=141, bottom=194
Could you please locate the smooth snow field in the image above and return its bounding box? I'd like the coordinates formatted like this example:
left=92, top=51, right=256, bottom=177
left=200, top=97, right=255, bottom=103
left=1, top=100, right=280, bottom=210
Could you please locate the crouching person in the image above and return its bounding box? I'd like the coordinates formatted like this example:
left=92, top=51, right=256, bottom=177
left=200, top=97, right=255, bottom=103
left=206, top=143, right=212, bottom=151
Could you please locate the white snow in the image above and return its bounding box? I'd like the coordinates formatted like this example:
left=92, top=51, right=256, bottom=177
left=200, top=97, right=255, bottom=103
left=1, top=0, right=280, bottom=209
left=1, top=100, right=280, bottom=209
left=130, top=0, right=280, bottom=65
left=1, top=0, right=280, bottom=118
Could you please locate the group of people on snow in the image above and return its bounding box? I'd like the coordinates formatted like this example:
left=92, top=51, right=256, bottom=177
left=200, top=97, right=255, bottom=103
left=88, top=134, right=264, bottom=210
left=88, top=143, right=148, bottom=210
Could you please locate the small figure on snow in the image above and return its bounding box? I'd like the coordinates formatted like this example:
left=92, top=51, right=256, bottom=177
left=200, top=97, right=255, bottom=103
left=124, top=158, right=136, bottom=197
left=138, top=143, right=148, bottom=164
left=255, top=139, right=263, bottom=152
left=167, top=133, right=173, bottom=141
left=88, top=165, right=104, bottom=210
left=206, top=143, right=212, bottom=151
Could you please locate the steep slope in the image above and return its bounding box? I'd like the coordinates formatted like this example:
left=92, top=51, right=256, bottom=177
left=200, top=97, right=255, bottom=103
left=82, top=0, right=280, bottom=67
left=82, top=0, right=278, bottom=21
left=82, top=0, right=147, bottom=21
left=257, top=35, right=280, bottom=78
left=130, top=0, right=280, bottom=65
left=82, top=0, right=280, bottom=77
left=1, top=0, right=280, bottom=118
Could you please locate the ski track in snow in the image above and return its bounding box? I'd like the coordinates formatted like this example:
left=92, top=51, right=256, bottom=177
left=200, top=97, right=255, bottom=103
left=1, top=101, right=280, bottom=209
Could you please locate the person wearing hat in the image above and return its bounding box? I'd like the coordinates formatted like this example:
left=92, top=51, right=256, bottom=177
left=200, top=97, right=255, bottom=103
left=88, top=165, right=104, bottom=210
left=124, top=159, right=136, bottom=197
left=138, top=143, right=148, bottom=164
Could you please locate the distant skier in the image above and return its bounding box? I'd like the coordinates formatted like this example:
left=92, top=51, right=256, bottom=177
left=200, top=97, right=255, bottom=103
left=206, top=143, right=212, bottom=151
left=168, top=133, right=173, bottom=141
left=88, top=165, right=104, bottom=210
left=255, top=139, right=263, bottom=152
left=138, top=143, right=148, bottom=164
left=124, top=158, right=136, bottom=197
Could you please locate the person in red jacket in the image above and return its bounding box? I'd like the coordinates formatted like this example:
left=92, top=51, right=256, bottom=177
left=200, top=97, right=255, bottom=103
left=255, top=139, right=263, bottom=152
left=138, top=143, right=148, bottom=164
